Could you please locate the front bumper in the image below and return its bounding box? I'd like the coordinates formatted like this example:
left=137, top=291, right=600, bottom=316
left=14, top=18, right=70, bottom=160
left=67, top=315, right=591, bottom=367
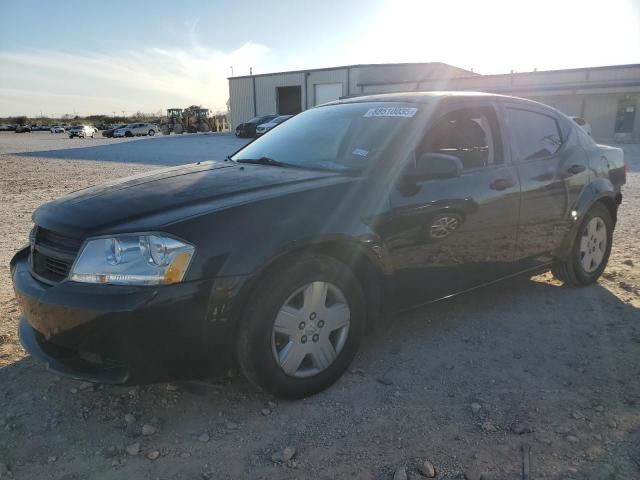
left=11, top=246, right=246, bottom=384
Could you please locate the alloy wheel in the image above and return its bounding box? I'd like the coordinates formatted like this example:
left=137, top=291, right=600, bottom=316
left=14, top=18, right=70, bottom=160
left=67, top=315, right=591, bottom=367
left=579, top=216, right=607, bottom=273
left=430, top=215, right=460, bottom=239
left=271, top=281, right=350, bottom=378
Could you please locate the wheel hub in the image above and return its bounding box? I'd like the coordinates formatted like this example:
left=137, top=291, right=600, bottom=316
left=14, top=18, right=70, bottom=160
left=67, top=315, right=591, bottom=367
left=579, top=216, right=607, bottom=273
left=271, top=282, right=351, bottom=378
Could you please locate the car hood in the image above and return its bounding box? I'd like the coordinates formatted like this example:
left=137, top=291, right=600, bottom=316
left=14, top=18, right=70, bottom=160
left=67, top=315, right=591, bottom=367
left=33, top=161, right=353, bottom=237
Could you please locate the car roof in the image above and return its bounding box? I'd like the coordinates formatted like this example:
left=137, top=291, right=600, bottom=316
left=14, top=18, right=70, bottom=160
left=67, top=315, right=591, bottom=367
left=330, top=91, right=555, bottom=110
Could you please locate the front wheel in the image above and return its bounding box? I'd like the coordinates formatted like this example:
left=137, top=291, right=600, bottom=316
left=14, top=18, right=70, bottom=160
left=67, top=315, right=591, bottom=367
left=125, top=131, right=133, bottom=137
left=148, top=129, right=155, bottom=136
left=552, top=202, right=613, bottom=286
left=236, top=254, right=365, bottom=399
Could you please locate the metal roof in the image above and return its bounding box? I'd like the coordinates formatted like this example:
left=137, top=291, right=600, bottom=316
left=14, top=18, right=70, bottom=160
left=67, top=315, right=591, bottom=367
left=227, top=62, right=476, bottom=80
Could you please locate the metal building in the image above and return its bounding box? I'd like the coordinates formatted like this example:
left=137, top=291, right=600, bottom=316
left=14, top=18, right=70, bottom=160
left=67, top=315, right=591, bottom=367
left=228, top=62, right=640, bottom=142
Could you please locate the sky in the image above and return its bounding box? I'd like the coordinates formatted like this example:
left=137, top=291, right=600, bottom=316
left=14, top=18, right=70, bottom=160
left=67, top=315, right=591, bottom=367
left=1, top=0, right=639, bottom=117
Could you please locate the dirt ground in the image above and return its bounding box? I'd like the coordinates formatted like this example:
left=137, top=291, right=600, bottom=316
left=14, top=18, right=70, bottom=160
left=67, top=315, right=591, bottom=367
left=0, top=132, right=638, bottom=480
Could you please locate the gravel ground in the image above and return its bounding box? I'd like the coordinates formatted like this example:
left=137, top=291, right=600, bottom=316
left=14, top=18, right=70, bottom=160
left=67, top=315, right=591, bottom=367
left=0, top=132, right=638, bottom=480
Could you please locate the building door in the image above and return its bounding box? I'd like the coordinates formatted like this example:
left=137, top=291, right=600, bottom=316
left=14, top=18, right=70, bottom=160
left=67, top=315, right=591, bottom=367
left=615, top=100, right=636, bottom=134
left=314, top=83, right=343, bottom=106
left=276, top=86, right=302, bottom=115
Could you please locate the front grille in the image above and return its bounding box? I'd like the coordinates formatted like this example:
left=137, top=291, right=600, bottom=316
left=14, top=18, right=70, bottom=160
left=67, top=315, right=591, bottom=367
left=31, top=227, right=84, bottom=284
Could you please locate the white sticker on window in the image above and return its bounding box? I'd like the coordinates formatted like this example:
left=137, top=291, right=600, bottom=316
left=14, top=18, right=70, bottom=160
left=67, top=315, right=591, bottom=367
left=363, top=107, right=418, bottom=118
left=351, top=148, right=369, bottom=157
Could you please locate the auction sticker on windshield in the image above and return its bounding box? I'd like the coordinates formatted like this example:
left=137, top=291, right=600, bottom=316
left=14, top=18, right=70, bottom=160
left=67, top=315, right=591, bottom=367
left=363, top=107, right=418, bottom=118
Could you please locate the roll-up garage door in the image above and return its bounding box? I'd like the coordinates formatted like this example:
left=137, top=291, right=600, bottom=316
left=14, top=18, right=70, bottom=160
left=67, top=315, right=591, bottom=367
left=314, top=83, right=343, bottom=106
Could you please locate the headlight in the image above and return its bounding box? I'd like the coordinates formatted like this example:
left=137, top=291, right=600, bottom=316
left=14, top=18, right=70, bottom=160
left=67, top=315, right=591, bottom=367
left=69, top=234, right=194, bottom=285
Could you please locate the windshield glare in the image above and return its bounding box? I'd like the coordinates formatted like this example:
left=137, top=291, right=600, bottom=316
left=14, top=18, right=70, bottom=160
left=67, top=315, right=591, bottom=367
left=232, top=102, right=421, bottom=171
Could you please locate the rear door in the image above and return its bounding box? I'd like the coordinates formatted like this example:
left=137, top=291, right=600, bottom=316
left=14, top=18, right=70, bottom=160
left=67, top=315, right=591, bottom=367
left=387, top=98, right=521, bottom=307
left=502, top=101, right=590, bottom=269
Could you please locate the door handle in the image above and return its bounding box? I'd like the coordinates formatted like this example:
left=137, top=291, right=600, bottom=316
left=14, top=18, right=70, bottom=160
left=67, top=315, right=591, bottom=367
left=567, top=164, right=586, bottom=175
left=490, top=178, right=515, bottom=191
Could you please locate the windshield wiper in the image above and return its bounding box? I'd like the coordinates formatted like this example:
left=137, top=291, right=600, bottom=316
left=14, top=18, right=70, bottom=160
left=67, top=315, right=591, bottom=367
left=235, top=156, right=295, bottom=168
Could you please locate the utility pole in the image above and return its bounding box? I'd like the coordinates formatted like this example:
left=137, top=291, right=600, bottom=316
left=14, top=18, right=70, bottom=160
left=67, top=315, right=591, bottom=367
left=230, top=66, right=234, bottom=77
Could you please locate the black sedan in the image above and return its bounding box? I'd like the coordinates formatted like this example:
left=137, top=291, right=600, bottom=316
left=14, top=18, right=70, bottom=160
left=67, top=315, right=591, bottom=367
left=235, top=114, right=279, bottom=137
left=12, top=92, right=625, bottom=398
left=101, top=124, right=128, bottom=138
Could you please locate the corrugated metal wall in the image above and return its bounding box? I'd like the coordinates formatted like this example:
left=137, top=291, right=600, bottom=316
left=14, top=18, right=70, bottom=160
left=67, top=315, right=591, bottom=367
left=254, top=72, right=306, bottom=116
left=228, top=77, right=254, bottom=130
left=229, top=68, right=349, bottom=128
left=229, top=64, right=640, bottom=141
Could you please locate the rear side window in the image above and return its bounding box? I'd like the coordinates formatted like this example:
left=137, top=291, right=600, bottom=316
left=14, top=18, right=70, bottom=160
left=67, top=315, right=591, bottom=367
left=508, top=108, right=563, bottom=162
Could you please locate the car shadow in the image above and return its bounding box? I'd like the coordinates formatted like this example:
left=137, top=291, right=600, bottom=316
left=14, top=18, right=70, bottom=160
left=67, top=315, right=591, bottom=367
left=1, top=274, right=638, bottom=479
left=14, top=133, right=251, bottom=167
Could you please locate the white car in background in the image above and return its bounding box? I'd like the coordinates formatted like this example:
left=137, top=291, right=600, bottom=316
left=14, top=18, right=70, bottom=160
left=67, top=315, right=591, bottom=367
left=570, top=116, right=592, bottom=136
left=50, top=126, right=65, bottom=133
left=113, top=123, right=158, bottom=138
left=255, top=115, right=293, bottom=136
left=68, top=125, right=95, bottom=138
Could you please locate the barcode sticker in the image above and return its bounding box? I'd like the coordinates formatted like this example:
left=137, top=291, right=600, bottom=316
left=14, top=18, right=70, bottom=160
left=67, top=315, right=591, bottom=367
left=363, top=107, right=418, bottom=118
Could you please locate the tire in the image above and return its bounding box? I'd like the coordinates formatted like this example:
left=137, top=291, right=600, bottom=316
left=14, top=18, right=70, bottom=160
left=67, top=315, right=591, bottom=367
left=236, top=254, right=366, bottom=399
left=125, top=131, right=133, bottom=138
left=148, top=129, right=155, bottom=136
left=552, top=202, right=613, bottom=286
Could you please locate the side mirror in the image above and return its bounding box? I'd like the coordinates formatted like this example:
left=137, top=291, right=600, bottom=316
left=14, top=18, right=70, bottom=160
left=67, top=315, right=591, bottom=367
left=404, top=153, right=462, bottom=181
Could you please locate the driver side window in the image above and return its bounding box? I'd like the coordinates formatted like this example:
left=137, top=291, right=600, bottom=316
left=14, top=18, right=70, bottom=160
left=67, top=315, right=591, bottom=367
left=418, top=106, right=503, bottom=170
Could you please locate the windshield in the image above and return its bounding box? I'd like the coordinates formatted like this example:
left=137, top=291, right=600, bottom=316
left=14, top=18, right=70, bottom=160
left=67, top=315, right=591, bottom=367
left=232, top=102, right=421, bottom=171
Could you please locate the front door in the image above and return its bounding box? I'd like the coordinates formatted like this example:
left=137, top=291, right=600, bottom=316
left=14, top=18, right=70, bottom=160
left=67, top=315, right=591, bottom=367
left=387, top=100, right=521, bottom=308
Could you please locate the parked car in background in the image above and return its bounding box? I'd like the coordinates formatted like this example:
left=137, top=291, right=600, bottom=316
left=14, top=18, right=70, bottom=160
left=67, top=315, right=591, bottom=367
left=10, top=92, right=626, bottom=399
left=113, top=123, right=158, bottom=137
left=50, top=126, right=65, bottom=133
left=235, top=114, right=279, bottom=137
left=570, top=116, right=592, bottom=136
left=0, top=124, right=10, bottom=131
left=15, top=125, right=31, bottom=133
left=68, top=125, right=95, bottom=138
left=255, top=115, right=293, bottom=136
left=101, top=124, right=128, bottom=138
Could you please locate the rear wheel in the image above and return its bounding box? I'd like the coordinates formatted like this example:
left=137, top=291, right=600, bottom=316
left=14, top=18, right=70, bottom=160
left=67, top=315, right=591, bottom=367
left=148, top=129, right=155, bottom=136
left=125, top=131, right=133, bottom=137
left=236, top=254, right=365, bottom=399
left=552, top=202, right=613, bottom=286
